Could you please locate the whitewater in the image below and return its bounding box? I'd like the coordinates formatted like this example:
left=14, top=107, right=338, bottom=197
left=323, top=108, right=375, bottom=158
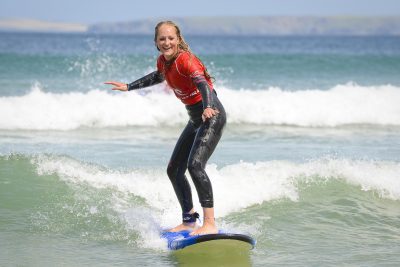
left=1, top=82, right=400, bottom=130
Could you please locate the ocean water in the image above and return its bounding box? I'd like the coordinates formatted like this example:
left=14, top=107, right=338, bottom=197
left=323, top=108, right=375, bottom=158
left=1, top=32, right=400, bottom=266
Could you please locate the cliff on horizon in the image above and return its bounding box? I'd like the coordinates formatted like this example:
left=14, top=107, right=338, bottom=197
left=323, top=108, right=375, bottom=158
left=88, top=16, right=400, bottom=35
left=0, top=18, right=87, bottom=32
left=1, top=16, right=399, bottom=35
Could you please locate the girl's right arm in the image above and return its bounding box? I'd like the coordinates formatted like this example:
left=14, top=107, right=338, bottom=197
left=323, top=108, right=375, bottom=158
left=105, top=71, right=164, bottom=91
left=127, top=71, right=164, bottom=91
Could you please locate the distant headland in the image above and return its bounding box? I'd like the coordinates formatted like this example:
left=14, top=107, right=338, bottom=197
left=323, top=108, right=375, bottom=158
left=1, top=16, right=400, bottom=35
left=0, top=18, right=87, bottom=33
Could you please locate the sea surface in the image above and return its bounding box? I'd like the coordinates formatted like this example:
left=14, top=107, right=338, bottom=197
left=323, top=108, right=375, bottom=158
left=1, top=32, right=400, bottom=266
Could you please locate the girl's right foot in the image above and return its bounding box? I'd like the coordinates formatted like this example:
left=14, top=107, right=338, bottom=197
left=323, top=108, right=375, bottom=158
left=168, top=211, right=200, bottom=232
left=168, top=222, right=198, bottom=232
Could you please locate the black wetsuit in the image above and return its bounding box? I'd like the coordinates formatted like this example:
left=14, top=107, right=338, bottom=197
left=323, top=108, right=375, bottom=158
left=127, top=69, right=226, bottom=215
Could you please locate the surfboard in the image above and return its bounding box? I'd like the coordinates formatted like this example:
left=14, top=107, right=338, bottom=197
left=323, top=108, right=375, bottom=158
left=161, top=230, right=256, bottom=251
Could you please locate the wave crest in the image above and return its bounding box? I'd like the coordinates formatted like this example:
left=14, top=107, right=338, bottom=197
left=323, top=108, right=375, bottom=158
left=27, top=154, right=400, bottom=217
left=1, top=83, right=399, bottom=130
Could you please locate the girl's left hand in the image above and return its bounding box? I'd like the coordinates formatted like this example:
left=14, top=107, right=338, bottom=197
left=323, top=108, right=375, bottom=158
left=202, top=107, right=219, bottom=122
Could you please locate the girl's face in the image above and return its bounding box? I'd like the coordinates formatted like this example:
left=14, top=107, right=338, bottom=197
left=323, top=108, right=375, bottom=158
left=156, top=24, right=180, bottom=60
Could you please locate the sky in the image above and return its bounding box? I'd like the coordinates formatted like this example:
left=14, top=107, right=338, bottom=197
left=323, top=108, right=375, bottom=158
left=1, top=0, right=400, bottom=24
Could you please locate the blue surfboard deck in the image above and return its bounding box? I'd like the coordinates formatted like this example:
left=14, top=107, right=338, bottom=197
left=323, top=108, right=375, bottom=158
left=161, top=230, right=256, bottom=251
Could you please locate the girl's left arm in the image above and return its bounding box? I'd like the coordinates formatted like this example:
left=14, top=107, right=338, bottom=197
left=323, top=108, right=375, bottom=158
left=192, top=75, right=214, bottom=109
left=192, top=75, right=218, bottom=121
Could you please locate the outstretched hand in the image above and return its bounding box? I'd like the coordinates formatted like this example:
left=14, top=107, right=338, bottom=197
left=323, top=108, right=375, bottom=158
left=104, top=81, right=128, bottom=91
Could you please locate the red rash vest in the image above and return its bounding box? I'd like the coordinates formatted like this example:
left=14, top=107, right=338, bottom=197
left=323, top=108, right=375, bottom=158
left=157, top=51, right=214, bottom=105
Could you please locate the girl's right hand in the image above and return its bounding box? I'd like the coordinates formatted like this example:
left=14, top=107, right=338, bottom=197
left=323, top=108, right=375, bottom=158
left=104, top=81, right=128, bottom=91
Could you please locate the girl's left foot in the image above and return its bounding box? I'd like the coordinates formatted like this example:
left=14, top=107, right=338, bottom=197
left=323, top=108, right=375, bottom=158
left=189, top=221, right=218, bottom=236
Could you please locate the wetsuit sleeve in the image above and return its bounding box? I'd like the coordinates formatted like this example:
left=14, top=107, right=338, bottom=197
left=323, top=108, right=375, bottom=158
left=192, top=75, right=214, bottom=109
left=127, top=71, right=164, bottom=91
left=178, top=53, right=214, bottom=109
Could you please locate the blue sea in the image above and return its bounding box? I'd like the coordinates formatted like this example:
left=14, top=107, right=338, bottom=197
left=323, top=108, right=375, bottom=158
left=1, top=32, right=400, bottom=266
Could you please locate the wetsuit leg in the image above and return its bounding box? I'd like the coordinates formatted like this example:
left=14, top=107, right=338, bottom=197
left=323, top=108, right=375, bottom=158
left=187, top=95, right=226, bottom=208
left=167, top=121, right=197, bottom=213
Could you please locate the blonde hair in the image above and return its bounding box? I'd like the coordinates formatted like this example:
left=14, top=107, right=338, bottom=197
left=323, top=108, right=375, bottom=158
left=154, top=21, right=214, bottom=81
left=154, top=20, right=190, bottom=52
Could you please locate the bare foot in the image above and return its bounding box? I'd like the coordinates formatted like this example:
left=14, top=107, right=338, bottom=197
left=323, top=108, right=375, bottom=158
left=190, top=221, right=218, bottom=236
left=168, top=222, right=198, bottom=232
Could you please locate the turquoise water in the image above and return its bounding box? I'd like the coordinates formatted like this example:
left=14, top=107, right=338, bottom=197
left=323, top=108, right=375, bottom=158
left=1, top=32, right=400, bottom=266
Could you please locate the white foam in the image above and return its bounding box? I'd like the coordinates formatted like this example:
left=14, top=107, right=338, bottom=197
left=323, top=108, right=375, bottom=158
left=0, top=83, right=185, bottom=130
left=1, top=82, right=400, bottom=130
left=32, top=155, right=400, bottom=217
left=31, top=154, right=400, bottom=248
left=219, top=83, right=400, bottom=127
